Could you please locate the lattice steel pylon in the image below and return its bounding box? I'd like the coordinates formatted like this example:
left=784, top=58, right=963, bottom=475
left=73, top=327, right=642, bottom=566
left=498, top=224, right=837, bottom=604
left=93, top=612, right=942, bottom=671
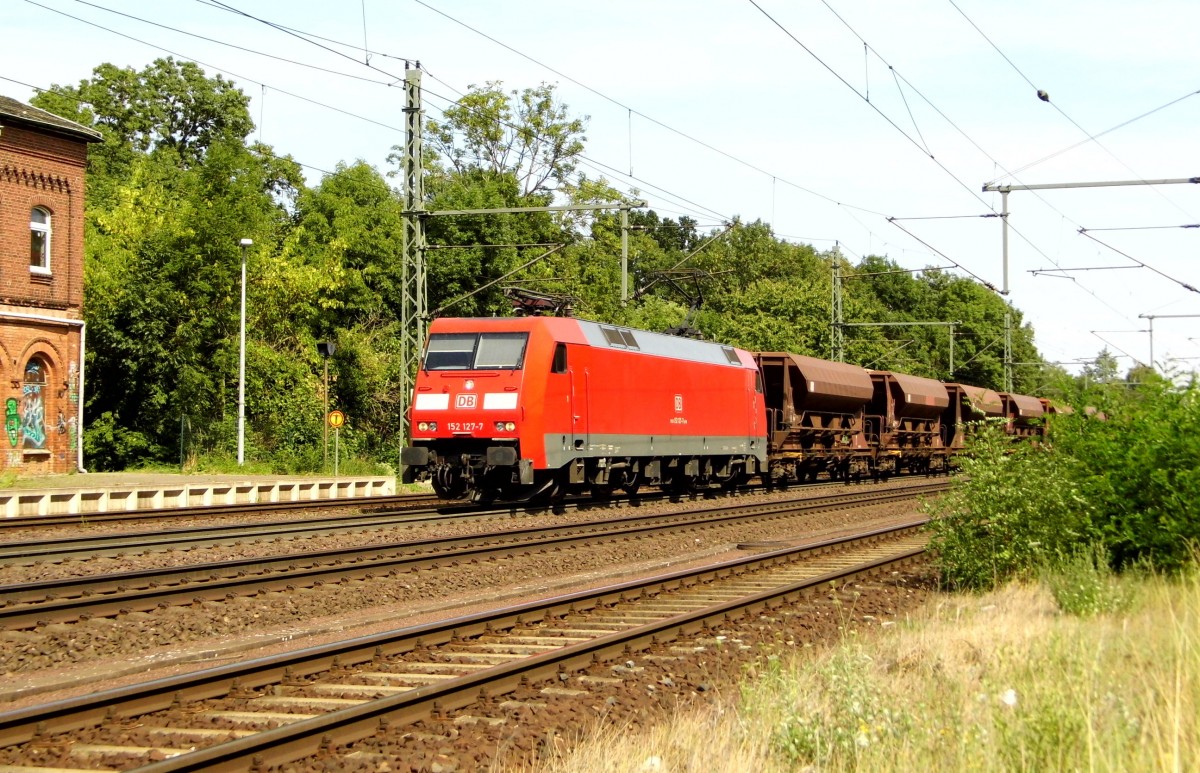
left=832, top=263, right=844, bottom=362
left=400, top=65, right=427, bottom=442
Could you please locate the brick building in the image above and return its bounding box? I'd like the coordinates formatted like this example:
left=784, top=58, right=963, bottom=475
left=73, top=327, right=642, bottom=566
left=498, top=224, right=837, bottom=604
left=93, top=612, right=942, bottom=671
left=0, top=95, right=101, bottom=475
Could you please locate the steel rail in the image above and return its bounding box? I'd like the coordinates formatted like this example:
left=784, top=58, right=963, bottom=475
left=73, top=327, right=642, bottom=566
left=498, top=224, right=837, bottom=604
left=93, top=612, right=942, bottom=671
left=0, top=520, right=928, bottom=767
left=0, top=484, right=948, bottom=629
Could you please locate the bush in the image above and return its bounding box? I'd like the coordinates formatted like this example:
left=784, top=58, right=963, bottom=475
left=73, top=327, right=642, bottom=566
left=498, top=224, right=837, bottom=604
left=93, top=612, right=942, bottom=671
left=928, top=377, right=1200, bottom=591
left=1051, top=378, right=1200, bottom=572
left=924, top=422, right=1096, bottom=591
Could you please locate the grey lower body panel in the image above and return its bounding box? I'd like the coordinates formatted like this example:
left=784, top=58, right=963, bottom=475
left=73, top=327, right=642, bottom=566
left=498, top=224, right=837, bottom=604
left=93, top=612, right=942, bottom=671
left=542, top=432, right=766, bottom=469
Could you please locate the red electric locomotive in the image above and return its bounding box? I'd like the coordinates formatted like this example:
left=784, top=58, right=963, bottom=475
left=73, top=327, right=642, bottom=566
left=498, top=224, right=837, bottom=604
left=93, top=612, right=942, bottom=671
left=401, top=316, right=768, bottom=502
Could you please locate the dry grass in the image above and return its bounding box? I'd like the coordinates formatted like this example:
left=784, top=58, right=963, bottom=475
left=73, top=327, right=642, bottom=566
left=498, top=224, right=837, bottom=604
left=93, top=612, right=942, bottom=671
left=506, top=567, right=1199, bottom=772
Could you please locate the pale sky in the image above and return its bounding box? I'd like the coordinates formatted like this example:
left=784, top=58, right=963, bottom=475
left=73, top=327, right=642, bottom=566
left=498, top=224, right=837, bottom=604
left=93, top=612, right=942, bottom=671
left=5, top=0, right=1200, bottom=374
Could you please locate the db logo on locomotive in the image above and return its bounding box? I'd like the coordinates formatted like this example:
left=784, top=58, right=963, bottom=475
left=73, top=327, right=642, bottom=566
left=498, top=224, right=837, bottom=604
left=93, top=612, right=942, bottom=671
left=455, top=393, right=477, bottom=409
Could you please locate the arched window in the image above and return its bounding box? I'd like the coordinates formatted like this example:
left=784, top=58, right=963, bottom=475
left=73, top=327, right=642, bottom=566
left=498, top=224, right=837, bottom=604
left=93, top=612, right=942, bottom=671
left=21, top=357, right=48, bottom=450
left=30, top=207, right=51, bottom=273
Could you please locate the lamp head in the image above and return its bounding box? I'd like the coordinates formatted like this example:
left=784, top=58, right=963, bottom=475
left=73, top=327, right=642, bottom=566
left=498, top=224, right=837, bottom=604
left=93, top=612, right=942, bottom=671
left=239, top=238, right=253, bottom=247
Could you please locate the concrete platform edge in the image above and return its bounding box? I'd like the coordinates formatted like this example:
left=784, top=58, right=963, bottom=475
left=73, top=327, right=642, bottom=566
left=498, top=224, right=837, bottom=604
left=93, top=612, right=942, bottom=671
left=0, top=476, right=396, bottom=517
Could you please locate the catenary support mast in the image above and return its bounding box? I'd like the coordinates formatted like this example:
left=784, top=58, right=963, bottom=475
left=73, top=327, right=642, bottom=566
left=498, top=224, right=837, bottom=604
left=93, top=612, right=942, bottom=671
left=400, top=65, right=427, bottom=441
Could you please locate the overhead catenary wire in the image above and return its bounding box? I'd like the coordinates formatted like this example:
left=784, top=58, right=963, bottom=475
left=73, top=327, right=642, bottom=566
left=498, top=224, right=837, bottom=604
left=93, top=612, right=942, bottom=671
left=407, top=0, right=1040, bottom=293
left=1077, top=230, right=1200, bottom=294
left=949, top=0, right=1199, bottom=223
left=991, top=88, right=1200, bottom=183
left=45, top=0, right=1006, bottom=287
left=11, top=5, right=745, bottom=282
left=201, top=0, right=741, bottom=227
left=1078, top=224, right=1200, bottom=232
left=797, top=0, right=1200, bottom=318
left=409, top=0, right=886, bottom=219
left=15, top=0, right=1184, bottom=347
left=746, top=0, right=1117, bottom=301
left=14, top=1, right=407, bottom=136
left=56, top=0, right=399, bottom=85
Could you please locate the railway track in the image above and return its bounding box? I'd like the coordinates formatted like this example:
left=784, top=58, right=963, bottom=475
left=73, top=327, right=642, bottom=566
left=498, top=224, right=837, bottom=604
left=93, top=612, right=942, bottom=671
left=0, top=520, right=928, bottom=771
left=0, top=477, right=936, bottom=565
left=0, top=482, right=948, bottom=630
left=0, top=501, right=478, bottom=566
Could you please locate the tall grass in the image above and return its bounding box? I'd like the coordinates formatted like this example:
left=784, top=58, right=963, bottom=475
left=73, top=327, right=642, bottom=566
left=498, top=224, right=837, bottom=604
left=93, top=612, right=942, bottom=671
left=509, top=568, right=1198, bottom=772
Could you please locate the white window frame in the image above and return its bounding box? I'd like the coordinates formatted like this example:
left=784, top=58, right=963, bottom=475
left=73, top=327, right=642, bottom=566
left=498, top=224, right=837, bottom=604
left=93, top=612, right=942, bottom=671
left=30, top=207, right=51, bottom=275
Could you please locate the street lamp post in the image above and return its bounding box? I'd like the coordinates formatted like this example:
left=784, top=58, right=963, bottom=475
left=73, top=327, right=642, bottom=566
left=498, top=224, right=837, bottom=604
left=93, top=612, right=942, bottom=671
left=237, top=238, right=252, bottom=466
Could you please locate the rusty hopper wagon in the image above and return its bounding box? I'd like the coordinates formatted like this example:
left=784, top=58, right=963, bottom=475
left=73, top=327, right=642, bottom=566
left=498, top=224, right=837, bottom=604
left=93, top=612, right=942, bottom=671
left=754, top=352, right=875, bottom=484
left=942, top=383, right=1005, bottom=450
left=866, top=371, right=951, bottom=477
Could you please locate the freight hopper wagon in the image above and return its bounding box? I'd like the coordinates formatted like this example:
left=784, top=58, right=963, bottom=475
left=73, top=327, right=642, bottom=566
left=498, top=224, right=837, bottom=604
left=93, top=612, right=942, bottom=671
left=865, top=371, right=951, bottom=477
left=941, top=383, right=1005, bottom=451
left=754, top=353, right=876, bottom=484
left=401, top=317, right=768, bottom=502
left=1000, top=392, right=1046, bottom=438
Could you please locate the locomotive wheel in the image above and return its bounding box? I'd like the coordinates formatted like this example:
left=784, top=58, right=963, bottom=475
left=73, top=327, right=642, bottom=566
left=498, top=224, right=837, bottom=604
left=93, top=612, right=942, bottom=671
left=432, top=467, right=469, bottom=500
left=719, top=471, right=747, bottom=492
left=613, top=466, right=640, bottom=497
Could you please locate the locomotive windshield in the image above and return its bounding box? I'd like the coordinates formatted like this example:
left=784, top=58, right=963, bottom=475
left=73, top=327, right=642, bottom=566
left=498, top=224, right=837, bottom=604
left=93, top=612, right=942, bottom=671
left=423, top=332, right=529, bottom=370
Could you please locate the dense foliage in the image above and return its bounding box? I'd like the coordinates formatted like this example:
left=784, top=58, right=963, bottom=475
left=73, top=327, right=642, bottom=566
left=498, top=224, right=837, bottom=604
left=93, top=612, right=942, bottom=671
left=34, top=58, right=1048, bottom=472
left=928, top=373, right=1200, bottom=588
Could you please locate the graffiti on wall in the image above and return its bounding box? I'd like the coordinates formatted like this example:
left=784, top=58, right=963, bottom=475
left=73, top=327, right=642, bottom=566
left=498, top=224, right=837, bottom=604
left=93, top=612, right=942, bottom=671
left=21, top=359, right=47, bottom=450
left=68, top=361, right=78, bottom=405
left=4, top=398, right=18, bottom=448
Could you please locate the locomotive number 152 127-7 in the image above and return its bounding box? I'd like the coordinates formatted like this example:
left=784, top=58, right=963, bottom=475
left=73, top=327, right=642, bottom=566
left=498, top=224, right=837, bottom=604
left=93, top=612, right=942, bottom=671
left=447, top=421, right=485, bottom=432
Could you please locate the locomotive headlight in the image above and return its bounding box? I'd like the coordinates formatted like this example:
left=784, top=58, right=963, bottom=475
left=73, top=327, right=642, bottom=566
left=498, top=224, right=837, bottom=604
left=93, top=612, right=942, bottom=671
left=418, top=421, right=437, bottom=432
left=495, top=421, right=516, bottom=432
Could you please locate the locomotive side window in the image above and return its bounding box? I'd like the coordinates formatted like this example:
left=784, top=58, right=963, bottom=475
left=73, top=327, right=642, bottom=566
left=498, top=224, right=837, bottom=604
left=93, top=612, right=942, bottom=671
left=475, top=332, right=528, bottom=369
left=423, top=332, right=529, bottom=370
left=552, top=343, right=568, bottom=374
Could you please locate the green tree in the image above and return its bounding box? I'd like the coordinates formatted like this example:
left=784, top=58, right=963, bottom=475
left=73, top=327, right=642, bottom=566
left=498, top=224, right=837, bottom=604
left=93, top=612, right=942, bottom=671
left=424, top=81, right=587, bottom=197
left=277, top=161, right=409, bottom=461
left=34, top=60, right=303, bottom=469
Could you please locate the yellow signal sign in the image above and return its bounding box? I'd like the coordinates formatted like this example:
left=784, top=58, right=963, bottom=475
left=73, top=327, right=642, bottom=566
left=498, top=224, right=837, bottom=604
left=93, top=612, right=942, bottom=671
left=327, top=410, right=346, bottom=429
